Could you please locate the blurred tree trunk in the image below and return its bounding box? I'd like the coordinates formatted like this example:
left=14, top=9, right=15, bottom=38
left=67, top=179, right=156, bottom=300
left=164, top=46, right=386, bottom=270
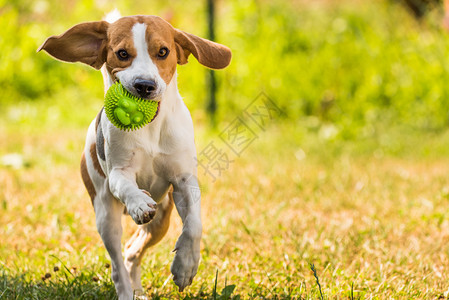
left=207, top=0, right=217, bottom=124
left=393, top=0, right=442, bottom=18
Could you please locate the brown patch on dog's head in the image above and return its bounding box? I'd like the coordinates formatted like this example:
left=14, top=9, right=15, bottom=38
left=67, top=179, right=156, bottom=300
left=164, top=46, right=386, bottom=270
left=38, top=15, right=232, bottom=83
left=104, top=16, right=179, bottom=85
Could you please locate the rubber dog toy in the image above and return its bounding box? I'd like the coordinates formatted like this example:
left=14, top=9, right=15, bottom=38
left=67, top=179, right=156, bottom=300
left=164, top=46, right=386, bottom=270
left=104, top=82, right=159, bottom=131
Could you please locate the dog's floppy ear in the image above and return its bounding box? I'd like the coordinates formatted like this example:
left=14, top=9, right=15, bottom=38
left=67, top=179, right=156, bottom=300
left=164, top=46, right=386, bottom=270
left=38, top=21, right=109, bottom=70
left=174, top=29, right=231, bottom=69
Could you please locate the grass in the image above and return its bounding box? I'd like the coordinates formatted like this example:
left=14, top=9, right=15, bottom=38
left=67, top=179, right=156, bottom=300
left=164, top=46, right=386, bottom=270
left=1, top=101, right=449, bottom=298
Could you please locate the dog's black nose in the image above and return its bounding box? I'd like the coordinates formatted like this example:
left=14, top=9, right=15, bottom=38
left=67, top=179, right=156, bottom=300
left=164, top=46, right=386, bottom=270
left=134, top=79, right=156, bottom=98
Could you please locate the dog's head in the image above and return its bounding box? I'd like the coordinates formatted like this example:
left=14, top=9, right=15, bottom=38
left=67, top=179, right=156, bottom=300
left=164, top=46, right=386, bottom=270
left=38, top=15, right=231, bottom=100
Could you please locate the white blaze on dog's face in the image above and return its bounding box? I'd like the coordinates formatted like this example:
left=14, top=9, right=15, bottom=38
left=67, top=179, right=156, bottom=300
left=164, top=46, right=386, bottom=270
left=112, top=23, right=167, bottom=100
left=105, top=17, right=179, bottom=100
left=38, top=15, right=232, bottom=100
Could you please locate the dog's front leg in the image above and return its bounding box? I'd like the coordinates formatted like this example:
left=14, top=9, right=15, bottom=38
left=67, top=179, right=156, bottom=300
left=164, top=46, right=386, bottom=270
left=95, top=187, right=134, bottom=300
left=109, top=168, right=157, bottom=225
left=170, top=173, right=202, bottom=292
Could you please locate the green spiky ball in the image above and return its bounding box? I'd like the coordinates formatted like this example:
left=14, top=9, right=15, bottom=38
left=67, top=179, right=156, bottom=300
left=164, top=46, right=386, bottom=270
left=104, top=82, right=159, bottom=131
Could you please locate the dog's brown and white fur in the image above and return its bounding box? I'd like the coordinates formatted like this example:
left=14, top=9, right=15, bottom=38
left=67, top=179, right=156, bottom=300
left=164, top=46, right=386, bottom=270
left=38, top=13, right=231, bottom=299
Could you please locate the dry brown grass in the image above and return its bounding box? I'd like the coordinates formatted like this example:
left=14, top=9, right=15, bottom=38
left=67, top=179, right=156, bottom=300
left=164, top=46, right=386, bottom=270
left=1, top=124, right=449, bottom=299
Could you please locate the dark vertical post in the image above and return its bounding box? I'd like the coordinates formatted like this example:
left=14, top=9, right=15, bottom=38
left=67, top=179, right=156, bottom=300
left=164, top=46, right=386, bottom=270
left=207, top=0, right=217, bottom=123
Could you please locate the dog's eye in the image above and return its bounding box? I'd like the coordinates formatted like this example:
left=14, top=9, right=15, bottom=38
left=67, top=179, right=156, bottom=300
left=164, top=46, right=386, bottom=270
left=116, top=49, right=129, bottom=60
left=157, top=47, right=169, bottom=59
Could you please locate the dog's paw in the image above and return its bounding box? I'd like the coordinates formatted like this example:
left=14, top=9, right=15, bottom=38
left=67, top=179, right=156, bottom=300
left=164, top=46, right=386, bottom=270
left=132, top=289, right=148, bottom=300
left=170, top=233, right=200, bottom=292
left=127, top=190, right=157, bottom=225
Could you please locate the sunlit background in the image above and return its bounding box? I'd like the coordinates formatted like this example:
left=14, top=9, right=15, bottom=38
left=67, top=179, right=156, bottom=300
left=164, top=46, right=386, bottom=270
left=2, top=0, right=449, bottom=298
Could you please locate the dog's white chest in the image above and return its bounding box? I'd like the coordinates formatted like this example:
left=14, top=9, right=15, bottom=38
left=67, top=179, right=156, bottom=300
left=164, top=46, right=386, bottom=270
left=101, top=104, right=196, bottom=203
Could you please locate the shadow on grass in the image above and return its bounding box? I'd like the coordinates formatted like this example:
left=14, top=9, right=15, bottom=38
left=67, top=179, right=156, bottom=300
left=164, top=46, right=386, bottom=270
left=0, top=268, right=242, bottom=300
left=0, top=270, right=117, bottom=300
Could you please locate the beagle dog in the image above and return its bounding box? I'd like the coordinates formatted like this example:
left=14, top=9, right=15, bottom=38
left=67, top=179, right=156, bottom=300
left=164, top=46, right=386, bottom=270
left=38, top=14, right=231, bottom=299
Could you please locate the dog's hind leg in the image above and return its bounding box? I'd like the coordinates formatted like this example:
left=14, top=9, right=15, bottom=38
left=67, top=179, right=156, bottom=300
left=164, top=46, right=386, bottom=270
left=124, top=192, right=174, bottom=291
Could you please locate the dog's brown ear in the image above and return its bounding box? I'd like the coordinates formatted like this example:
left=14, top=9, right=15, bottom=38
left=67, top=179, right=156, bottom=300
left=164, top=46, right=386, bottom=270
left=38, top=21, right=109, bottom=70
left=174, top=29, right=231, bottom=69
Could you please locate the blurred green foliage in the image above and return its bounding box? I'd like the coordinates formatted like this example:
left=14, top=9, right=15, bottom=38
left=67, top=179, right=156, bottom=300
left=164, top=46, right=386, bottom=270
left=1, top=0, right=449, bottom=140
